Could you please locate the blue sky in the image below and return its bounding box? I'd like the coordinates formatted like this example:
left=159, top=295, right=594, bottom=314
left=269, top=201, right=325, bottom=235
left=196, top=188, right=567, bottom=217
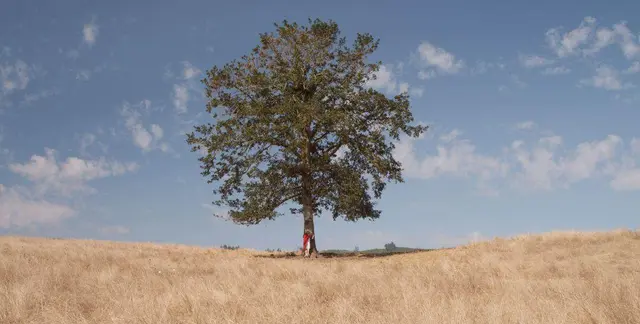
left=1, top=0, right=639, bottom=251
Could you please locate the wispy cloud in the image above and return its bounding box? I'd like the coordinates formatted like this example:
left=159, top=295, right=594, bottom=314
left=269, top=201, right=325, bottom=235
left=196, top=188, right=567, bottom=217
left=544, top=17, right=640, bottom=60
left=120, top=100, right=172, bottom=153
left=469, top=60, right=501, bottom=75
left=170, top=61, right=202, bottom=114
left=515, top=121, right=536, bottom=130
left=579, top=65, right=633, bottom=91
left=519, top=54, right=555, bottom=68
left=623, top=62, right=640, bottom=74
left=365, top=64, right=424, bottom=98
left=172, top=85, right=189, bottom=114
left=545, top=17, right=596, bottom=58
left=76, top=70, right=91, bottom=81
left=1, top=59, right=32, bottom=95
left=8, top=148, right=138, bottom=197
left=393, top=129, right=508, bottom=195
left=0, top=184, right=76, bottom=229
left=393, top=124, right=640, bottom=194
left=21, top=88, right=59, bottom=106
left=0, top=58, right=39, bottom=111
left=77, top=132, right=109, bottom=157
left=1, top=148, right=138, bottom=229
left=541, top=66, right=571, bottom=75
left=83, top=20, right=99, bottom=47
left=613, top=22, right=640, bottom=60
left=0, top=127, right=13, bottom=165
left=414, top=41, right=464, bottom=79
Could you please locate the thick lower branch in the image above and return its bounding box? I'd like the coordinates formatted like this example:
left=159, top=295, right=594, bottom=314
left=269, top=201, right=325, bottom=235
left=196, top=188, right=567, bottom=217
left=272, top=192, right=302, bottom=208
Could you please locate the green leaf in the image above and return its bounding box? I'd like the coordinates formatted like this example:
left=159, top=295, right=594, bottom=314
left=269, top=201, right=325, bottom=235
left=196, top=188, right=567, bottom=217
left=187, top=18, right=427, bottom=226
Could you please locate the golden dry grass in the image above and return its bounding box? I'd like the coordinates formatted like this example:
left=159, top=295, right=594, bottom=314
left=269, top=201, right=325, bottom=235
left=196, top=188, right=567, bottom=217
left=1, top=229, right=640, bottom=324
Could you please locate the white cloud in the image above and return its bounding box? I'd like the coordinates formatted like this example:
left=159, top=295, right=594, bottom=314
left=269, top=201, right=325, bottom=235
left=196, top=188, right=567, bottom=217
left=0, top=185, right=76, bottom=229
left=120, top=100, right=171, bottom=153
left=579, top=65, right=632, bottom=91
left=394, top=126, right=640, bottom=193
left=509, top=134, right=622, bottom=190
left=333, top=146, right=350, bottom=161
left=172, top=84, right=189, bottom=114
left=439, top=129, right=463, bottom=142
left=1, top=60, right=31, bottom=95
left=365, top=64, right=423, bottom=97
left=366, top=65, right=396, bottom=93
left=169, top=61, right=203, bottom=114
left=519, top=54, right=554, bottom=68
left=417, top=69, right=437, bottom=80
left=624, top=62, right=640, bottom=74
left=1, top=148, right=137, bottom=229
left=131, top=124, right=153, bottom=150
left=613, top=22, right=640, bottom=60
left=21, top=88, right=58, bottom=105
left=562, top=135, right=621, bottom=181
left=544, top=17, right=640, bottom=60
left=398, top=82, right=409, bottom=94
left=631, top=138, right=640, bottom=155
left=1, top=60, right=43, bottom=110
left=515, top=121, right=536, bottom=130
left=182, top=61, right=201, bottom=80
left=610, top=169, right=640, bottom=191
left=584, top=27, right=616, bottom=56
left=609, top=138, right=640, bottom=190
left=77, top=132, right=109, bottom=157
left=150, top=124, right=163, bottom=139
left=393, top=131, right=509, bottom=189
left=545, top=17, right=596, bottom=58
left=509, top=74, right=527, bottom=88
left=469, top=60, right=497, bottom=75
left=409, top=87, right=424, bottom=98
left=66, top=49, right=80, bottom=60
left=83, top=21, right=99, bottom=46
left=8, top=148, right=138, bottom=197
left=76, top=70, right=91, bottom=81
left=79, top=133, right=96, bottom=154
left=415, top=41, right=464, bottom=79
left=541, top=66, right=571, bottom=75
left=0, top=128, right=12, bottom=165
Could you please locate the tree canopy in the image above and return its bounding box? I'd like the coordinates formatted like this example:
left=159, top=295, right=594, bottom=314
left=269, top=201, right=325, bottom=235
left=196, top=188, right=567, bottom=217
left=187, top=18, right=426, bottom=246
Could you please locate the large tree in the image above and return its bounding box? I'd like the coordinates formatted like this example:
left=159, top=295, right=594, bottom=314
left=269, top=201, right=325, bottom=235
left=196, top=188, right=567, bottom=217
left=187, top=18, right=426, bottom=256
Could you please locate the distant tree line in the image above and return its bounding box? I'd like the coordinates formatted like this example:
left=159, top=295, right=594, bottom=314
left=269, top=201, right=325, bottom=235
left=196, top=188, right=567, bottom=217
left=220, top=244, right=240, bottom=250
left=223, top=241, right=414, bottom=254
left=384, top=241, right=397, bottom=252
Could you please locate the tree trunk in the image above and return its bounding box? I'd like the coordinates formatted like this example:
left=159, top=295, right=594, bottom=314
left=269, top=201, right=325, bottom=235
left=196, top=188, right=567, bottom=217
left=301, top=173, right=318, bottom=257
left=301, top=123, right=318, bottom=257
left=303, top=206, right=318, bottom=257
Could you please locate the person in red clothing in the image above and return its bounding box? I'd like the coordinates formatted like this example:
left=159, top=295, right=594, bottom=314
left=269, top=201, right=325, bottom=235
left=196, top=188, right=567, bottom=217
left=302, top=229, right=314, bottom=257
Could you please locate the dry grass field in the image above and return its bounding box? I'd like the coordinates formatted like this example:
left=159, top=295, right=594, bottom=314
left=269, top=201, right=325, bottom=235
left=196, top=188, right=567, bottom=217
left=1, top=229, right=639, bottom=324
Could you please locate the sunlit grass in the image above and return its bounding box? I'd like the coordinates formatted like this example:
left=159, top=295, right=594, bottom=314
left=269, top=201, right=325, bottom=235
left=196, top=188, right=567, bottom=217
left=1, top=229, right=639, bottom=323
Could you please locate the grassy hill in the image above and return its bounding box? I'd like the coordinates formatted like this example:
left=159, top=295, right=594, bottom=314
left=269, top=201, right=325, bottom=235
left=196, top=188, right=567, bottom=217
left=321, top=246, right=426, bottom=256
left=1, top=229, right=639, bottom=323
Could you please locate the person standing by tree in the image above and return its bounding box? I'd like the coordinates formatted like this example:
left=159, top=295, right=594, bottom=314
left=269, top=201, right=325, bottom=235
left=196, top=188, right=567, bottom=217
left=187, top=18, right=427, bottom=256
left=302, top=229, right=314, bottom=257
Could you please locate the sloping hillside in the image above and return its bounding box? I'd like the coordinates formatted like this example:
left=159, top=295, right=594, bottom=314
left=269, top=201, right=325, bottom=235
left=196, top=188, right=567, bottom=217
left=1, top=230, right=639, bottom=324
